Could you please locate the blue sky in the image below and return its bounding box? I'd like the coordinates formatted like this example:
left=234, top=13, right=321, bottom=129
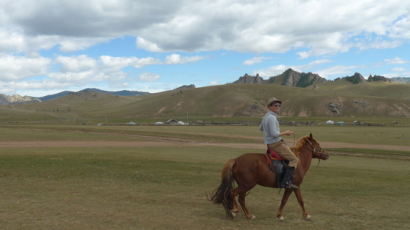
left=1, top=0, right=410, bottom=96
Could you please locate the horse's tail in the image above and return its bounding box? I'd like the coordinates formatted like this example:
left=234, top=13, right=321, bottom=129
left=209, top=158, right=236, bottom=219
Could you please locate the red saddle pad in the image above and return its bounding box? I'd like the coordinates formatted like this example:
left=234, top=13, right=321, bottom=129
left=266, top=148, right=285, bottom=160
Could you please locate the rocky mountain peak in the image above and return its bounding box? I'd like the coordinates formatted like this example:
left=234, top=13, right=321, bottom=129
left=175, top=84, right=196, bottom=90
left=233, top=73, right=264, bottom=84
left=0, top=94, right=41, bottom=105
left=337, top=72, right=365, bottom=84
left=268, top=68, right=327, bottom=87
left=232, top=69, right=327, bottom=87
left=368, top=75, right=391, bottom=82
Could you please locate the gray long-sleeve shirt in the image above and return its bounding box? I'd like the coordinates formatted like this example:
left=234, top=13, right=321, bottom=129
left=259, top=111, right=282, bottom=144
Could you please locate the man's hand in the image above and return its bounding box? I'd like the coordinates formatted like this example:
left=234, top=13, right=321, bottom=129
left=281, top=130, right=294, bottom=136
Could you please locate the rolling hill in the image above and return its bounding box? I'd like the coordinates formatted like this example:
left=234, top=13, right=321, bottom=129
left=1, top=80, right=409, bottom=124
left=1, top=67, right=410, bottom=124
left=39, top=88, right=149, bottom=101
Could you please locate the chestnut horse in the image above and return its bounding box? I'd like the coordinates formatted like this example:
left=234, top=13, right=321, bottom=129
left=210, top=134, right=329, bottom=220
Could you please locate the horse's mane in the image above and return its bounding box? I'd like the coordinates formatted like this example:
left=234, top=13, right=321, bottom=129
left=290, top=136, right=310, bottom=156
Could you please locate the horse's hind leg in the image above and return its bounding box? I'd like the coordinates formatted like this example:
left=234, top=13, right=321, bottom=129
left=231, top=188, right=240, bottom=216
left=276, top=188, right=293, bottom=221
left=238, top=186, right=255, bottom=219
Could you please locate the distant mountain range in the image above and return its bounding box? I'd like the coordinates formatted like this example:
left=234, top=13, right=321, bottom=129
left=233, top=68, right=396, bottom=87
left=0, top=88, right=150, bottom=105
left=391, top=77, right=410, bottom=83
left=1, top=71, right=410, bottom=123
left=40, top=88, right=150, bottom=101
left=0, top=69, right=408, bottom=106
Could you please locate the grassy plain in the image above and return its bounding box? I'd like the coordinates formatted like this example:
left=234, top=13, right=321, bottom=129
left=1, top=124, right=409, bottom=146
left=0, top=125, right=409, bottom=230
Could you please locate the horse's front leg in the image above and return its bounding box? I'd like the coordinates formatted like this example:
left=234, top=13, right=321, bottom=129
left=276, top=188, right=293, bottom=221
left=294, top=188, right=311, bottom=220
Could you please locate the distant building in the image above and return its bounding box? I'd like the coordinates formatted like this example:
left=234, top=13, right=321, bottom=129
left=166, top=119, right=178, bottom=125
left=177, top=121, right=185, bottom=125
left=335, top=121, right=345, bottom=126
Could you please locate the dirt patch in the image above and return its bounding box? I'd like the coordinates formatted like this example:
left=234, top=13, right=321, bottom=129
left=1, top=140, right=410, bottom=152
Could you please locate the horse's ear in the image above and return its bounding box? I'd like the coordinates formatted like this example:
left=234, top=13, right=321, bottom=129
left=309, top=133, right=313, bottom=139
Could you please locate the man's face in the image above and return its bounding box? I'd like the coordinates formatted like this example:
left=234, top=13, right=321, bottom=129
left=269, top=103, right=281, bottom=113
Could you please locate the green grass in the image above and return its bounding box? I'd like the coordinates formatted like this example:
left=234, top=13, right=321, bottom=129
left=2, top=124, right=409, bottom=146
left=0, top=125, right=409, bottom=229
left=0, top=146, right=409, bottom=230
left=328, top=148, right=410, bottom=157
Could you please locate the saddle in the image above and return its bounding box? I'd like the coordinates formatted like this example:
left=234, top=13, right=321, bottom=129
left=265, top=148, right=288, bottom=187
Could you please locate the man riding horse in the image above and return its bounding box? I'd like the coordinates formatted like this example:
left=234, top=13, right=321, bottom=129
left=260, top=97, right=299, bottom=189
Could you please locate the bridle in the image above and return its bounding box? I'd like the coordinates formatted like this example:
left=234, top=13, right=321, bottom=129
left=305, top=138, right=328, bottom=160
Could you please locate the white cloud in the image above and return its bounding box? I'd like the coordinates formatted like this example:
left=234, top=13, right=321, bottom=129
left=308, top=59, right=331, bottom=65
left=355, top=40, right=401, bottom=50
left=392, top=67, right=406, bottom=72
left=49, top=71, right=96, bottom=82
left=0, top=0, right=409, bottom=55
left=255, top=65, right=291, bottom=77
left=58, top=38, right=111, bottom=52
left=297, top=52, right=310, bottom=59
left=100, top=56, right=160, bottom=69
left=56, top=55, right=97, bottom=72
left=139, top=73, right=160, bottom=82
left=389, top=15, right=410, bottom=39
left=164, top=54, right=204, bottom=64
left=385, top=57, right=407, bottom=64
left=255, top=59, right=331, bottom=77
left=43, top=54, right=201, bottom=86
left=2, top=1, right=410, bottom=96
left=0, top=55, right=50, bottom=80
left=316, top=65, right=359, bottom=79
left=136, top=37, right=162, bottom=52
left=0, top=79, right=72, bottom=96
left=243, top=56, right=269, bottom=65
left=0, top=52, right=205, bottom=95
left=384, top=66, right=410, bottom=78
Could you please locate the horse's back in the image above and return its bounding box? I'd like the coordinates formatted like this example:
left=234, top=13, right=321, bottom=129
left=233, top=153, right=276, bottom=188
left=234, top=153, right=266, bottom=170
left=236, top=153, right=265, bottom=162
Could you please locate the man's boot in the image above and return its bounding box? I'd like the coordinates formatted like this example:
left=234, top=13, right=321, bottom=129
left=280, top=166, right=298, bottom=189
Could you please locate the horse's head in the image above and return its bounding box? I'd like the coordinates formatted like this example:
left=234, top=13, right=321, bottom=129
left=305, top=133, right=329, bottom=160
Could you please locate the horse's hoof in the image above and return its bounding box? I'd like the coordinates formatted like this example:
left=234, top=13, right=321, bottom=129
left=231, top=211, right=237, bottom=217
left=304, top=214, right=312, bottom=221
left=247, top=215, right=256, bottom=220
left=277, top=215, right=285, bottom=221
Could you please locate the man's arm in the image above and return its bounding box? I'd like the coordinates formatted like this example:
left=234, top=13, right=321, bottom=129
left=280, top=130, right=294, bottom=136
